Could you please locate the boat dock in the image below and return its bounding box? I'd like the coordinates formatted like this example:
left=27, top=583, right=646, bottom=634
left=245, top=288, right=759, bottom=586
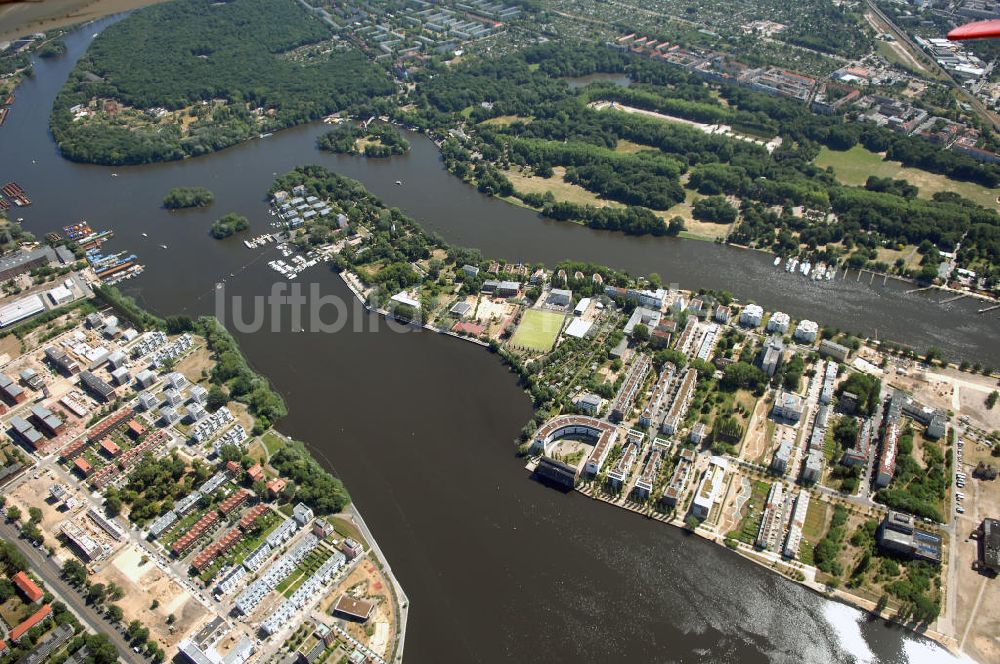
left=1, top=182, right=31, bottom=207
left=71, top=224, right=145, bottom=284
left=243, top=233, right=278, bottom=249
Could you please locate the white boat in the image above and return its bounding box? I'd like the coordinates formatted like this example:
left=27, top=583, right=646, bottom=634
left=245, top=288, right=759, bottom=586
left=786, top=258, right=798, bottom=273
left=773, top=256, right=781, bottom=267
left=395, top=180, right=402, bottom=186
left=243, top=240, right=254, bottom=249
left=160, top=244, right=168, bottom=249
left=141, top=232, right=148, bottom=237
left=801, top=261, right=811, bottom=276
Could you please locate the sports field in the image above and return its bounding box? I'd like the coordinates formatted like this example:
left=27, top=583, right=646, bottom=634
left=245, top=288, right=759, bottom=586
left=510, top=309, right=565, bottom=352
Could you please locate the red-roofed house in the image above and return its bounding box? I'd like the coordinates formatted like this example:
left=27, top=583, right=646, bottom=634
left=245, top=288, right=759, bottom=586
left=225, top=460, right=241, bottom=475
left=12, top=571, right=43, bottom=603
left=74, top=457, right=92, bottom=477
left=127, top=419, right=146, bottom=439
left=265, top=478, right=287, bottom=496
left=247, top=464, right=265, bottom=483
left=9, top=604, right=51, bottom=642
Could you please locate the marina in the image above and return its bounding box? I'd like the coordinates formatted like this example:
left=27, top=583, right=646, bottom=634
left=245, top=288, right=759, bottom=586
left=779, top=256, right=837, bottom=281
left=243, top=233, right=278, bottom=249
left=62, top=222, right=146, bottom=285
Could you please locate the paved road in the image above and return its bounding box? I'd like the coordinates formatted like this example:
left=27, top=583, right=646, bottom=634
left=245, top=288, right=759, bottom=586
left=0, top=521, right=145, bottom=664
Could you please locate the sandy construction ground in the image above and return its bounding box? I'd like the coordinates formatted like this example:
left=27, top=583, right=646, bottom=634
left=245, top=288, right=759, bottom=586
left=0, top=0, right=169, bottom=42
left=320, top=555, right=397, bottom=659
left=888, top=365, right=1000, bottom=432
left=739, top=398, right=773, bottom=465
left=951, top=471, right=1000, bottom=664
left=173, top=345, right=213, bottom=384
left=94, top=544, right=207, bottom=655
left=10, top=470, right=82, bottom=532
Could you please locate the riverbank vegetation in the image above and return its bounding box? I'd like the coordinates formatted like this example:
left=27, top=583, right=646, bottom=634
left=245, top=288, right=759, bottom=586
left=193, top=316, right=287, bottom=432
left=317, top=123, right=410, bottom=157
left=209, top=213, right=249, bottom=239
left=400, top=41, right=999, bottom=288
left=268, top=440, right=350, bottom=515
left=163, top=186, right=214, bottom=210
left=93, top=284, right=163, bottom=330
left=50, top=0, right=393, bottom=165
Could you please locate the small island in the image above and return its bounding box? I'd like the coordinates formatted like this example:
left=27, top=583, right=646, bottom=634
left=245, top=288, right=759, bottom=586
left=163, top=186, right=215, bottom=210
left=210, top=212, right=249, bottom=239
left=38, top=39, right=67, bottom=59
left=317, top=123, right=410, bottom=158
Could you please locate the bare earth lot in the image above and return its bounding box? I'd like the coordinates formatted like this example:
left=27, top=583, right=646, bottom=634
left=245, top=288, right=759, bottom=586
left=94, top=544, right=208, bottom=656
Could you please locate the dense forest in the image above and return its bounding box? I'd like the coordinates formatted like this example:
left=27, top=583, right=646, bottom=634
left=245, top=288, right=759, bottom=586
left=50, top=0, right=394, bottom=164
left=163, top=186, right=214, bottom=209
left=210, top=213, right=249, bottom=239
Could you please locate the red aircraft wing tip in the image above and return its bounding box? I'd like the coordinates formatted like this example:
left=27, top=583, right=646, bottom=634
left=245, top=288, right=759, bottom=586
left=948, top=19, right=1000, bottom=41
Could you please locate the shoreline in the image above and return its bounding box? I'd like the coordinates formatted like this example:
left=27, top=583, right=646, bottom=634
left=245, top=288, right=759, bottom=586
left=262, top=427, right=409, bottom=663
left=561, top=471, right=961, bottom=657
left=329, top=259, right=962, bottom=660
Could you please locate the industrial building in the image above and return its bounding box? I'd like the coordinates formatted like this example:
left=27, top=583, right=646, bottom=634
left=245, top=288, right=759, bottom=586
left=0, top=246, right=57, bottom=281
left=532, top=456, right=579, bottom=490
left=0, top=294, right=46, bottom=328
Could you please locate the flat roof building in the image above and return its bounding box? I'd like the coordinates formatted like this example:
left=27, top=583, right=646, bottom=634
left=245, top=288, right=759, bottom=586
left=333, top=595, right=374, bottom=622
left=740, top=304, right=763, bottom=327
left=0, top=246, right=56, bottom=282
left=772, top=391, right=803, bottom=422
left=78, top=371, right=115, bottom=402
left=691, top=456, right=727, bottom=519
left=819, top=339, right=850, bottom=362
left=877, top=511, right=941, bottom=565
left=766, top=311, right=789, bottom=333
left=794, top=320, right=819, bottom=343
left=610, top=354, right=652, bottom=422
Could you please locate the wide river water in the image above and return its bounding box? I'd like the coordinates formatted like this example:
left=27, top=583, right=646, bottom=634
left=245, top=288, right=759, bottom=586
left=0, top=17, right=990, bottom=663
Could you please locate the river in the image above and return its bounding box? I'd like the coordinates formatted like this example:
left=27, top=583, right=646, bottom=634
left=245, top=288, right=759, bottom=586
left=0, top=16, right=986, bottom=664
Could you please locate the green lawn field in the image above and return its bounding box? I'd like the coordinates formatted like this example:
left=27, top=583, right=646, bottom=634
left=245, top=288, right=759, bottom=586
left=815, top=145, right=998, bottom=209
left=510, top=309, right=565, bottom=352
